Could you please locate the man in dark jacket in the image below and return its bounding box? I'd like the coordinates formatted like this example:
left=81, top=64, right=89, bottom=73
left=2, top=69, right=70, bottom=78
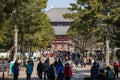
left=48, top=64, right=55, bottom=80
left=43, top=59, right=50, bottom=80
left=12, top=60, right=19, bottom=80
left=37, top=60, right=44, bottom=80
left=91, top=62, right=99, bottom=80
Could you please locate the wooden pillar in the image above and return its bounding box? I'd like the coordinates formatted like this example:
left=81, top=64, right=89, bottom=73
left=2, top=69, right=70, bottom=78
left=62, top=41, right=64, bottom=50
left=55, top=41, right=57, bottom=50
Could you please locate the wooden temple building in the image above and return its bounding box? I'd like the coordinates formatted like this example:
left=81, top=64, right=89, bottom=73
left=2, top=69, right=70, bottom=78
left=47, top=8, right=72, bottom=51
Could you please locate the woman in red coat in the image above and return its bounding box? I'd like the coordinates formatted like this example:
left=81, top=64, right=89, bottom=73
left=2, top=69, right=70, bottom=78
left=63, top=63, right=72, bottom=80
left=113, top=61, right=119, bottom=78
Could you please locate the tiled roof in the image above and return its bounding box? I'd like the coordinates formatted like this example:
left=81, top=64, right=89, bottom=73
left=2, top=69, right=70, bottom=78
left=52, top=26, right=70, bottom=35
left=46, top=8, right=72, bottom=22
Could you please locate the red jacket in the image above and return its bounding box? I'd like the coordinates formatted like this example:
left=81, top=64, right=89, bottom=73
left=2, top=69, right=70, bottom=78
left=63, top=67, right=72, bottom=77
left=114, top=61, right=119, bottom=67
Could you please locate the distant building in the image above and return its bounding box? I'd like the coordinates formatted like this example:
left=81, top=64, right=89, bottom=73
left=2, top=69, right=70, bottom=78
left=46, top=8, right=73, bottom=51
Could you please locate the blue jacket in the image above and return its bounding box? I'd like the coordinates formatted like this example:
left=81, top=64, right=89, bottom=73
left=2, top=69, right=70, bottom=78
left=26, top=64, right=33, bottom=74
left=56, top=63, right=64, bottom=76
left=12, top=64, right=19, bottom=75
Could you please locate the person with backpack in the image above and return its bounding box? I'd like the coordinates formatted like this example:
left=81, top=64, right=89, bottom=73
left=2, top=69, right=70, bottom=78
left=106, top=67, right=115, bottom=80
left=12, top=60, right=19, bottom=80
left=63, top=63, right=72, bottom=80
left=113, top=61, right=119, bottom=78
left=26, top=61, right=33, bottom=80
left=56, top=60, right=64, bottom=80
left=37, top=60, right=44, bottom=80
left=91, top=62, right=99, bottom=80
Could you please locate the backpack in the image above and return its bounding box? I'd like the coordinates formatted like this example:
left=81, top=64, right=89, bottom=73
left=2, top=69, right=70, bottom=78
left=26, top=64, right=33, bottom=73
left=12, top=66, right=15, bottom=73
left=107, top=70, right=115, bottom=80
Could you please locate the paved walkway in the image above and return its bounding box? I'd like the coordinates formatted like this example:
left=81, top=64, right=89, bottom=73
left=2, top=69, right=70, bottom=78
left=72, top=66, right=90, bottom=80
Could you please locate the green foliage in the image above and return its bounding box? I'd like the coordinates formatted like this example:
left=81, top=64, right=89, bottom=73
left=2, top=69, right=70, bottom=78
left=64, top=0, right=120, bottom=50
left=116, top=50, right=120, bottom=60
left=0, top=0, right=55, bottom=52
left=112, top=26, right=120, bottom=47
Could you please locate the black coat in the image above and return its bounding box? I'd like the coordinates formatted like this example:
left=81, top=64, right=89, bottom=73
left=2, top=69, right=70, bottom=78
left=37, top=62, right=43, bottom=74
left=48, top=65, right=55, bottom=80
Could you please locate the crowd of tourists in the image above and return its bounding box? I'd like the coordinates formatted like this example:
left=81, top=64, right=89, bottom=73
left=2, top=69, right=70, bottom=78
left=11, top=51, right=120, bottom=80
left=89, top=58, right=120, bottom=80
left=11, top=51, right=73, bottom=80
left=11, top=58, right=72, bottom=80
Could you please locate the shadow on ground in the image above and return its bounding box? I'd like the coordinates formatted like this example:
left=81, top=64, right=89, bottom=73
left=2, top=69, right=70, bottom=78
left=72, top=68, right=90, bottom=80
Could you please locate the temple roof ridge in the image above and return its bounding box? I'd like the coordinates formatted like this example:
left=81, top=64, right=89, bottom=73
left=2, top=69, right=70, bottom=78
left=46, top=8, right=72, bottom=22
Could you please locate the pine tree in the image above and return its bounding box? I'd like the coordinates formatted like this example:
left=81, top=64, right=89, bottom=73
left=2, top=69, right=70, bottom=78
left=64, top=0, right=120, bottom=64
left=0, top=0, right=55, bottom=60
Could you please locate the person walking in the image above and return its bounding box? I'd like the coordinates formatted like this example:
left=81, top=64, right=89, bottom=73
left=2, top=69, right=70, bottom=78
left=91, top=58, right=95, bottom=65
left=26, top=61, right=33, bottom=80
left=91, top=62, right=99, bottom=80
left=63, top=63, right=72, bottom=80
left=80, top=57, right=84, bottom=68
left=98, top=58, right=104, bottom=72
left=113, top=61, right=119, bottom=78
left=47, top=64, right=55, bottom=80
left=43, top=59, right=50, bottom=80
left=29, top=58, right=34, bottom=68
left=12, top=60, right=19, bottom=80
left=75, top=57, right=79, bottom=67
left=83, top=57, right=87, bottom=68
left=56, top=60, right=64, bottom=80
left=106, top=67, right=115, bottom=80
left=54, top=60, right=58, bottom=67
left=72, top=53, right=75, bottom=64
left=37, top=60, right=44, bottom=80
left=77, top=53, right=80, bottom=60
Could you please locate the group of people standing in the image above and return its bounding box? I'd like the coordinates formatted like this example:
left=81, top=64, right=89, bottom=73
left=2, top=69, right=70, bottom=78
left=11, top=52, right=119, bottom=80
left=37, top=58, right=72, bottom=80
left=11, top=57, right=72, bottom=80
left=90, top=58, right=120, bottom=80
left=12, top=59, right=34, bottom=80
left=72, top=53, right=87, bottom=68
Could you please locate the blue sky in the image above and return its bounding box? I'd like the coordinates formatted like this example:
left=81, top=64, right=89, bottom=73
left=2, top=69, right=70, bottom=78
left=45, top=0, right=76, bottom=11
